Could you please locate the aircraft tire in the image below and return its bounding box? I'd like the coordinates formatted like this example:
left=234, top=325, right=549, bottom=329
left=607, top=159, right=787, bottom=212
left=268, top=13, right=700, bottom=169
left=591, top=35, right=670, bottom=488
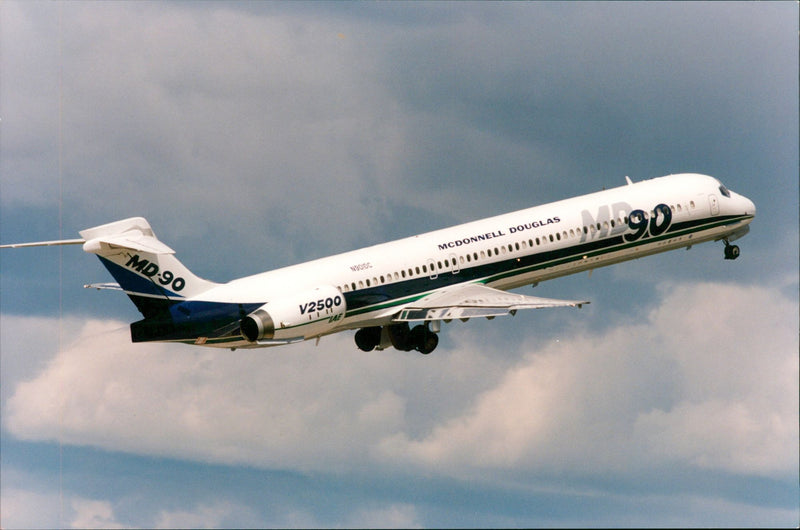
left=388, top=323, right=414, bottom=351
left=724, top=244, right=740, bottom=260
left=355, top=327, right=381, bottom=351
left=413, top=326, right=438, bottom=354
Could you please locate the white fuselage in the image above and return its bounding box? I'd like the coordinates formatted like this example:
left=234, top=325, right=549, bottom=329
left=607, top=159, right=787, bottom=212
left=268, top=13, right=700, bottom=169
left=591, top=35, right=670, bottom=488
left=195, top=173, right=754, bottom=347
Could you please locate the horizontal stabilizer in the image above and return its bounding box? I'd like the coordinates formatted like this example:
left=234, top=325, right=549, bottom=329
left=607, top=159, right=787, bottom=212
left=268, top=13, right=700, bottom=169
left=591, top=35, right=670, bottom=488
left=0, top=238, right=85, bottom=249
left=394, top=283, right=588, bottom=322
left=84, top=282, right=123, bottom=291
left=82, top=233, right=175, bottom=255
left=79, top=217, right=174, bottom=255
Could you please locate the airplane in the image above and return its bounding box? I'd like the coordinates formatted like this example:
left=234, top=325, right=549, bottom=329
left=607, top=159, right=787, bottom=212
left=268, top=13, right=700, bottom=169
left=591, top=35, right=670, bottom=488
left=1, top=173, right=755, bottom=354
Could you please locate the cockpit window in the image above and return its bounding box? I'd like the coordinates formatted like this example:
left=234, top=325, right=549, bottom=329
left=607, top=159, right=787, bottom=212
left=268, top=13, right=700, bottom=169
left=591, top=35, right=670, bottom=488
left=716, top=180, right=731, bottom=198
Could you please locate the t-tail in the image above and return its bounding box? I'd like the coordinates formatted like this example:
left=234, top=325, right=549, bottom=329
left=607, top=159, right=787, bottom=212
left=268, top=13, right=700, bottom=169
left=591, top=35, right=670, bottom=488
left=3, top=217, right=255, bottom=346
left=80, top=217, right=218, bottom=319
left=80, top=218, right=256, bottom=346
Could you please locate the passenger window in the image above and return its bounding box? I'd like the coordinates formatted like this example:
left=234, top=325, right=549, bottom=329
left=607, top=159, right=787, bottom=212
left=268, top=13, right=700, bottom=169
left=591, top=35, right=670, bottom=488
left=422, top=265, right=427, bottom=273
left=556, top=233, right=561, bottom=241
left=380, top=275, right=385, bottom=283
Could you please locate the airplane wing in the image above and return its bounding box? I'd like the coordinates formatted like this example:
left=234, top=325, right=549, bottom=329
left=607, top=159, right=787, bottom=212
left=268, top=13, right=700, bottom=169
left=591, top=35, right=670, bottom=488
left=392, top=283, right=588, bottom=322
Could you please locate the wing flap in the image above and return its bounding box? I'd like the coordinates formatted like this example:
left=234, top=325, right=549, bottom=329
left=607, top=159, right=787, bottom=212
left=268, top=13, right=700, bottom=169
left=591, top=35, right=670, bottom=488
left=393, top=283, right=588, bottom=322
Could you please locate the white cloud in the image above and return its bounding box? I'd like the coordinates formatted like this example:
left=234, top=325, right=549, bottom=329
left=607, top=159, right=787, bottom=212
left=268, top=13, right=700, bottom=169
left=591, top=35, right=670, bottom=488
left=2, top=317, right=506, bottom=472
left=70, top=498, right=126, bottom=530
left=0, top=486, right=128, bottom=530
left=379, top=282, right=798, bottom=479
left=4, top=281, right=797, bottom=485
left=346, top=503, right=423, bottom=529
left=154, top=501, right=244, bottom=530
left=0, top=487, right=63, bottom=529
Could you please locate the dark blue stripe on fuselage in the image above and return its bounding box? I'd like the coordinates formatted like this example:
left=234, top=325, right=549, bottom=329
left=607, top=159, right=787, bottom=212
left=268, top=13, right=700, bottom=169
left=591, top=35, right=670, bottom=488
left=343, top=213, right=750, bottom=315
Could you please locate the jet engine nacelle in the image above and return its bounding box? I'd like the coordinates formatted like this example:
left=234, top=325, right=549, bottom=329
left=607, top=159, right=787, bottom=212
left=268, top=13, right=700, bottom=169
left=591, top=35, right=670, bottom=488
left=240, top=285, right=347, bottom=342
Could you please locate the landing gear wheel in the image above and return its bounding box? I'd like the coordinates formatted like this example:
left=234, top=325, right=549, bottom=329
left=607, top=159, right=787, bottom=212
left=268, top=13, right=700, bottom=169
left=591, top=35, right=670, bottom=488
left=355, top=327, right=381, bottom=351
left=724, top=243, right=740, bottom=260
left=409, top=324, right=438, bottom=354
left=416, top=330, right=438, bottom=355
left=388, top=322, right=414, bottom=351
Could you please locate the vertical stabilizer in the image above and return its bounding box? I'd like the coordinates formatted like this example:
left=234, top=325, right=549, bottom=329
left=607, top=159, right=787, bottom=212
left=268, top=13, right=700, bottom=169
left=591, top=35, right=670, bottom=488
left=80, top=217, right=218, bottom=318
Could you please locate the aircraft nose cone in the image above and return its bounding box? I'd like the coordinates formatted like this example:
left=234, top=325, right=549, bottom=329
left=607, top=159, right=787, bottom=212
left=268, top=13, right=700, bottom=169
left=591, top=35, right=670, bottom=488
left=745, top=197, right=756, bottom=217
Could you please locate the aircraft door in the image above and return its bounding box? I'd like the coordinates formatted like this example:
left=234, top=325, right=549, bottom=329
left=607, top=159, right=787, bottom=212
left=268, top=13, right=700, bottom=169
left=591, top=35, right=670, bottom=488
left=708, top=194, right=720, bottom=216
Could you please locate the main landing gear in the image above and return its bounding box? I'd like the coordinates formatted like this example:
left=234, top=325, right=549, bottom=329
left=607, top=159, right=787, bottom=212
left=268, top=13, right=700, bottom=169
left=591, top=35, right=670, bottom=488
left=723, top=240, right=741, bottom=260
left=355, top=322, right=439, bottom=355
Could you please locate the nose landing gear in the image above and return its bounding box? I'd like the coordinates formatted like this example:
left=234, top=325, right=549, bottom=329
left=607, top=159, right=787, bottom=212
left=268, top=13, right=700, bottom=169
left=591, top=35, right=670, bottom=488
left=723, top=240, right=740, bottom=260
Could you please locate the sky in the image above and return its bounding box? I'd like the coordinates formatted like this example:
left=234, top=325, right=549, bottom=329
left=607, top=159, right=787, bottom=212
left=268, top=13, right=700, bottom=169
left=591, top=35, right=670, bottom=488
left=0, top=2, right=797, bottom=528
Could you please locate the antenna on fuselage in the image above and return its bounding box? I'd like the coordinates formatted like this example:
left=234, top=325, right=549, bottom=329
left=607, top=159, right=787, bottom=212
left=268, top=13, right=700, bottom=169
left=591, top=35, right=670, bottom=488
left=625, top=176, right=634, bottom=185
